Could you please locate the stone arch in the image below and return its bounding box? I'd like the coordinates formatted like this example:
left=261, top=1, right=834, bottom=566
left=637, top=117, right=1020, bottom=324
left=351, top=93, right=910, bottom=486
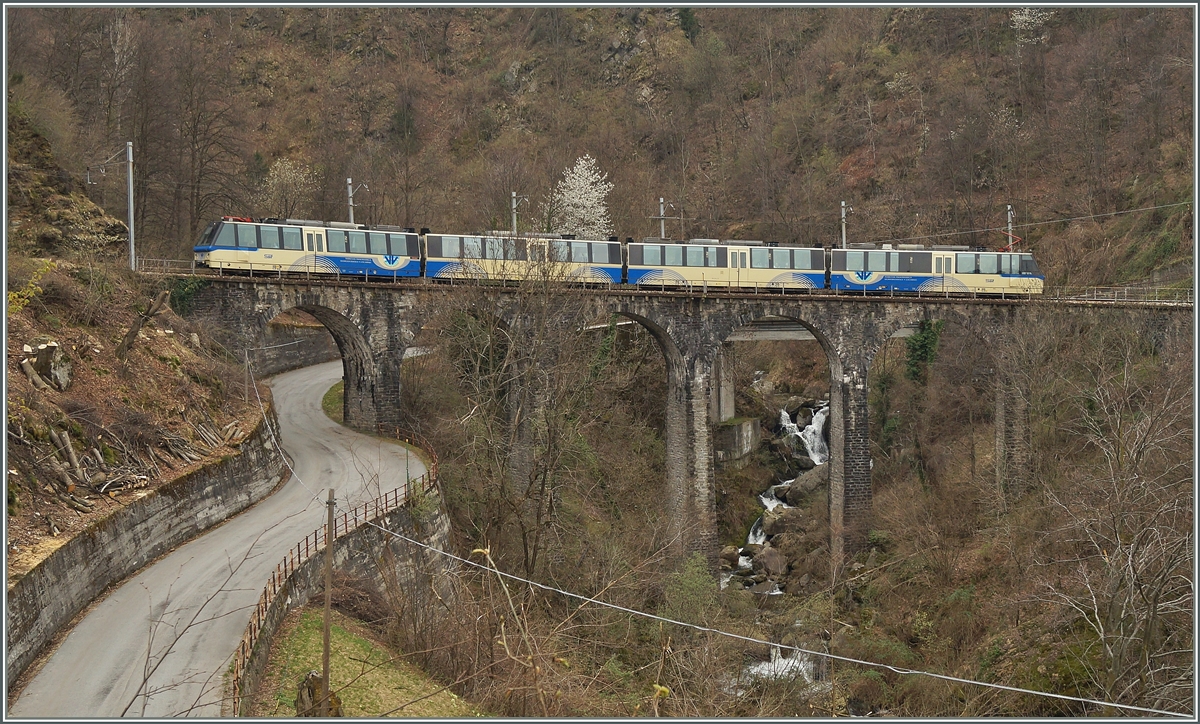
left=609, top=310, right=695, bottom=553
left=271, top=303, right=381, bottom=430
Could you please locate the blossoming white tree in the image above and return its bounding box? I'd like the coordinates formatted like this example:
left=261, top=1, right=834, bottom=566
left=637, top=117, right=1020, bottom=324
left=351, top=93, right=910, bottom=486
left=254, top=158, right=319, bottom=219
left=541, top=154, right=614, bottom=239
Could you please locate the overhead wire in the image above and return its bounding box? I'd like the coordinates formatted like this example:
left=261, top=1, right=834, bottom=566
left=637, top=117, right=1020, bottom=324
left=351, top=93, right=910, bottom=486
left=359, top=518, right=1191, bottom=719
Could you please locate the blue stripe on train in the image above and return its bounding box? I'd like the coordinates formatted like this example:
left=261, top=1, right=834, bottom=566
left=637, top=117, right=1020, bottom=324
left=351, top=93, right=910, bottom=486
left=829, top=274, right=933, bottom=292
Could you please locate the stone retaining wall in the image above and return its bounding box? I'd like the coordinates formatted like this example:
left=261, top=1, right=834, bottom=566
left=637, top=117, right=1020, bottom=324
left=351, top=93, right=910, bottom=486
left=5, top=408, right=288, bottom=688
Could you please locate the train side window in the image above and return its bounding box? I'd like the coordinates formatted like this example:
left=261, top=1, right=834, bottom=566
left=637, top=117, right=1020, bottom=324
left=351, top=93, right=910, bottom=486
left=935, top=257, right=942, bottom=274
left=368, top=232, right=388, bottom=255
left=642, top=245, right=660, bottom=265
left=609, top=243, right=620, bottom=263
left=956, top=253, right=976, bottom=274
left=730, top=251, right=739, bottom=268
left=665, top=245, right=684, bottom=266
left=713, top=247, right=726, bottom=267
left=979, top=254, right=999, bottom=274
left=705, top=247, right=718, bottom=267
left=306, top=233, right=314, bottom=251
left=750, top=248, right=769, bottom=268
left=462, top=237, right=482, bottom=259
left=282, top=227, right=303, bottom=250
left=683, top=246, right=701, bottom=266
left=441, top=236, right=459, bottom=258
left=771, top=248, right=789, bottom=269
left=259, top=226, right=281, bottom=250
left=326, top=229, right=346, bottom=253
left=406, top=235, right=419, bottom=257
left=549, top=240, right=569, bottom=261
left=845, top=251, right=865, bottom=271
left=1000, top=254, right=1014, bottom=274
left=484, top=239, right=503, bottom=259
left=236, top=224, right=258, bottom=248
left=569, top=241, right=588, bottom=262
left=529, top=243, right=545, bottom=262
left=213, top=223, right=237, bottom=247
left=315, top=234, right=323, bottom=252
left=591, top=243, right=609, bottom=264
left=889, top=252, right=900, bottom=271
left=741, top=252, right=748, bottom=269
left=348, top=231, right=367, bottom=254
left=867, top=251, right=886, bottom=271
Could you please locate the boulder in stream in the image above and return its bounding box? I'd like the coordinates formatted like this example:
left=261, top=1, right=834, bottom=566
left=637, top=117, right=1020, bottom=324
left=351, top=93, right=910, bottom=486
left=719, top=545, right=741, bottom=567
left=786, top=465, right=829, bottom=504
left=763, top=508, right=806, bottom=536
left=753, top=546, right=789, bottom=577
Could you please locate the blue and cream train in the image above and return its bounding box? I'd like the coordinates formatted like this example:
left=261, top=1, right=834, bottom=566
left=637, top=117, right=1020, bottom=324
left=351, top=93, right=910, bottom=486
left=193, top=216, right=1044, bottom=295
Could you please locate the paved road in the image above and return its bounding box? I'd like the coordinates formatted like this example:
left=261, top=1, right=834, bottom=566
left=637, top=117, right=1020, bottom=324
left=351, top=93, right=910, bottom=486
left=10, top=361, right=425, bottom=717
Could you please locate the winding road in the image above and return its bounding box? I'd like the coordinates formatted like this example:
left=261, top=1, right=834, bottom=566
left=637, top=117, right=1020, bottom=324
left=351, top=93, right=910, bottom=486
left=10, top=361, right=425, bottom=717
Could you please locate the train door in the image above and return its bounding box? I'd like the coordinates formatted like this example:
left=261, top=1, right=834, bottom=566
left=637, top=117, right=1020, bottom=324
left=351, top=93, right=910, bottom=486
left=730, top=247, right=747, bottom=288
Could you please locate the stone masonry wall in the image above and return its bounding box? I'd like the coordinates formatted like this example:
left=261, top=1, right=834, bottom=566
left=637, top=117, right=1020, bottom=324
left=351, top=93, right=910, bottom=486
left=5, top=407, right=288, bottom=688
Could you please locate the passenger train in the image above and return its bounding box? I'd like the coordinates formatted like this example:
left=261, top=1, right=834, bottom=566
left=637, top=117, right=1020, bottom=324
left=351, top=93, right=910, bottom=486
left=193, top=216, right=1044, bottom=295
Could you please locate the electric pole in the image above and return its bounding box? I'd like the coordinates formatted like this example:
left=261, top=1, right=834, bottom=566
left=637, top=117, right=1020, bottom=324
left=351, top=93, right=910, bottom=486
left=511, top=191, right=528, bottom=235
left=126, top=142, right=134, bottom=271
left=346, top=178, right=368, bottom=224
left=841, top=201, right=853, bottom=249
left=322, top=488, right=335, bottom=715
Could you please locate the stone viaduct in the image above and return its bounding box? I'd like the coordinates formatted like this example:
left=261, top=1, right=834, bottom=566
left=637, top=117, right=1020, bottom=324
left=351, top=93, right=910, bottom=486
left=186, top=277, right=1191, bottom=565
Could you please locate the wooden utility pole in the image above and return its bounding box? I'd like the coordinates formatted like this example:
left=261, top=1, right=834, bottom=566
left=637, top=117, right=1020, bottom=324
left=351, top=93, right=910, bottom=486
left=322, top=488, right=335, bottom=716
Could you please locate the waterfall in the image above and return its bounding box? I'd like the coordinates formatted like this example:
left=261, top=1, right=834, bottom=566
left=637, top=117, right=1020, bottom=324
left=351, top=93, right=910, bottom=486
left=746, top=517, right=766, bottom=546
left=799, top=404, right=829, bottom=465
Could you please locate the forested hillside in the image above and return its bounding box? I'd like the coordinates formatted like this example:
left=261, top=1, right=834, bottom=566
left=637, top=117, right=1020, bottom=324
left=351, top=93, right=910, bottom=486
left=6, top=7, right=1193, bottom=284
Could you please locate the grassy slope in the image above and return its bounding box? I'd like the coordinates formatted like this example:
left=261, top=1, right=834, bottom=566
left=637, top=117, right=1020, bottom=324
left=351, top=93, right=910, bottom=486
left=249, top=606, right=484, bottom=717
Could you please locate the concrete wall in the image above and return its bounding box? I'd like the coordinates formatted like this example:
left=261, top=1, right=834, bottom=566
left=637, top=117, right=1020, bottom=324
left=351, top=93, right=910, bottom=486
left=5, top=409, right=289, bottom=688
left=714, top=418, right=760, bottom=467
left=235, top=502, right=453, bottom=716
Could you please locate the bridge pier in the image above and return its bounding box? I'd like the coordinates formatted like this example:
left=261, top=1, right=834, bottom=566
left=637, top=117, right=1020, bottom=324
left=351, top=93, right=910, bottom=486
left=994, top=373, right=1031, bottom=500
left=709, top=343, right=736, bottom=424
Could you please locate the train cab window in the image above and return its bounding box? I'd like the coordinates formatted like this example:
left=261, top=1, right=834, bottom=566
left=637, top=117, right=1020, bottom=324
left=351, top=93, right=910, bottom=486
left=664, top=245, right=684, bottom=266
left=979, top=254, right=999, bottom=274
left=956, top=253, right=977, bottom=274
left=571, top=242, right=589, bottom=263
left=260, top=226, right=281, bottom=250
left=750, top=248, right=769, bottom=268
left=591, top=243, right=609, bottom=264
left=213, top=223, right=237, bottom=247
left=845, top=251, right=865, bottom=271
left=1019, top=254, right=1040, bottom=275
left=282, top=227, right=303, bottom=250
left=348, top=231, right=368, bottom=254
left=643, top=245, right=661, bottom=265
left=326, top=230, right=346, bottom=253
left=236, top=224, right=258, bottom=248
left=686, top=246, right=704, bottom=267
left=368, top=232, right=388, bottom=255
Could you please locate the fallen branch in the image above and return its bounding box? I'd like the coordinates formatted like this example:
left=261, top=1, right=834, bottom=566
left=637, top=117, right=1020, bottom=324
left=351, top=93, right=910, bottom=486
left=116, top=290, right=170, bottom=361
left=20, top=358, right=49, bottom=390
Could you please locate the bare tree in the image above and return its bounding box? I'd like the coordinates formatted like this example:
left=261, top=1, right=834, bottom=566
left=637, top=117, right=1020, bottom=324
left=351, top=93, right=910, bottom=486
left=1034, top=325, right=1193, bottom=715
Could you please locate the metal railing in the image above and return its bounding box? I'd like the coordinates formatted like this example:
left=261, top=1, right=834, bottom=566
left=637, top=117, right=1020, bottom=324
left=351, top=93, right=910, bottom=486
left=229, top=428, right=439, bottom=716
left=1041, top=286, right=1194, bottom=304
